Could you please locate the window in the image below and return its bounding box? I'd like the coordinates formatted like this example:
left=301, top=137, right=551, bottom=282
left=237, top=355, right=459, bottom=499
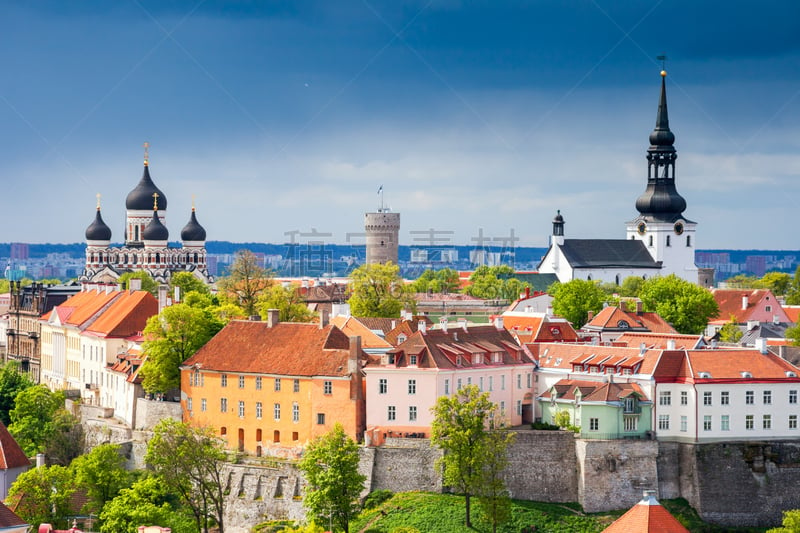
left=255, top=377, right=262, bottom=390
left=589, top=418, right=599, bottom=431
left=765, top=305, right=772, bottom=312
left=256, top=402, right=263, bottom=419
left=293, top=379, right=300, bottom=393
left=686, top=235, right=691, bottom=247
left=746, top=391, right=754, bottom=405
left=220, top=398, right=228, bottom=413
left=274, top=403, right=281, bottom=421
left=239, top=375, right=245, bottom=389
left=457, top=378, right=462, bottom=390
left=517, top=374, right=522, bottom=389
left=658, top=415, right=670, bottom=430
left=703, top=391, right=712, bottom=406
left=274, top=378, right=281, bottom=392
left=721, top=391, right=729, bottom=405
left=516, top=400, right=522, bottom=416
left=323, top=380, right=332, bottom=395
left=388, top=406, right=396, bottom=421
left=501, top=375, right=506, bottom=390
left=238, top=401, right=245, bottom=418
left=187, top=398, right=193, bottom=411
left=409, top=406, right=417, bottom=421
left=791, top=390, right=798, bottom=404
left=648, top=235, right=653, bottom=247
left=293, top=402, right=299, bottom=422
left=624, top=397, right=636, bottom=413
left=680, top=416, right=687, bottom=432
left=479, top=377, right=484, bottom=391
left=379, top=379, right=388, bottom=394
left=703, top=415, right=712, bottom=431
left=763, top=414, right=772, bottom=429
left=666, top=235, right=671, bottom=247
left=790, top=415, right=798, bottom=429
left=467, top=377, right=472, bottom=386
left=201, top=398, right=207, bottom=412
left=500, top=401, right=505, bottom=415
left=745, top=415, right=754, bottom=430
left=681, top=391, right=688, bottom=405
left=764, top=390, right=772, bottom=405
left=444, top=379, right=450, bottom=395
left=408, top=379, right=416, bottom=395
left=317, top=413, right=325, bottom=425
left=659, top=391, right=671, bottom=406
left=624, top=416, right=638, bottom=432
left=221, top=374, right=227, bottom=387
left=527, top=373, right=532, bottom=388
left=410, top=355, right=417, bottom=365
left=489, top=376, right=493, bottom=392
left=721, top=415, right=730, bottom=431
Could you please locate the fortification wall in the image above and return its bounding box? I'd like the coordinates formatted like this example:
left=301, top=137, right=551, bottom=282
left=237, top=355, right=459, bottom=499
left=134, top=398, right=181, bottom=430
left=505, top=430, right=578, bottom=502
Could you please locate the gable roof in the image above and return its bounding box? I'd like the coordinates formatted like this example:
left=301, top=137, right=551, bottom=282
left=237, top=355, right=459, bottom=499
left=530, top=343, right=663, bottom=375
left=584, top=306, right=677, bottom=335
left=0, top=421, right=30, bottom=470
left=615, top=332, right=705, bottom=350
left=557, top=239, right=661, bottom=269
left=83, top=291, right=158, bottom=338
left=653, top=348, right=800, bottom=383
left=330, top=316, right=392, bottom=350
left=604, top=491, right=688, bottom=532
left=710, top=289, right=786, bottom=323
left=183, top=321, right=358, bottom=377
left=540, top=378, right=649, bottom=402
left=46, top=289, right=121, bottom=328
left=0, top=500, right=27, bottom=528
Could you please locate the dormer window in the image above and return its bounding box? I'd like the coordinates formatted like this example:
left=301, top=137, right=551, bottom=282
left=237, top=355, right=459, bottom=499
left=550, top=327, right=561, bottom=336
left=456, top=356, right=462, bottom=367
left=617, top=320, right=630, bottom=329
left=493, top=352, right=503, bottom=363
left=397, top=334, right=407, bottom=344
left=388, top=354, right=395, bottom=365
left=473, top=353, right=482, bottom=365
left=410, top=355, right=418, bottom=366
left=623, top=397, right=636, bottom=413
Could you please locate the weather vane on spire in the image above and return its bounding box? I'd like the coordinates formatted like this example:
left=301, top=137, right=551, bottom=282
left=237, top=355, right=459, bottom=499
left=657, top=55, right=668, bottom=76
left=152, top=192, right=159, bottom=211
left=143, top=141, right=150, bottom=166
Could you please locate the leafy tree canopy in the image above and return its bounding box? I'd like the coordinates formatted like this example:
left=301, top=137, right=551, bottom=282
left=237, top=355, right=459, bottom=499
left=257, top=285, right=316, bottom=323
left=118, top=271, right=159, bottom=296
left=718, top=316, right=743, bottom=343
left=8, top=464, right=75, bottom=529
left=100, top=475, right=196, bottom=533
left=298, top=423, right=366, bottom=533
left=768, top=509, right=800, bottom=533
left=410, top=268, right=460, bottom=294
left=638, top=275, right=719, bottom=335
left=170, top=271, right=211, bottom=300
left=464, top=266, right=529, bottom=301
left=0, top=361, right=35, bottom=426
left=348, top=262, right=415, bottom=318
left=140, top=304, right=223, bottom=394
left=71, top=443, right=132, bottom=514
left=216, top=249, right=273, bottom=316
left=549, top=279, right=607, bottom=329
left=8, top=385, right=67, bottom=456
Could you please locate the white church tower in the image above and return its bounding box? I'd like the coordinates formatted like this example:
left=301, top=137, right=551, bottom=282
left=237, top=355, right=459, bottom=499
left=625, top=70, right=698, bottom=282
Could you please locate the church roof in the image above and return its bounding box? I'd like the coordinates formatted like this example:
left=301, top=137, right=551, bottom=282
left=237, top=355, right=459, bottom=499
left=126, top=164, right=167, bottom=211
left=142, top=209, right=169, bottom=241
left=181, top=208, right=207, bottom=241
left=603, top=491, right=688, bottom=532
left=85, top=208, right=112, bottom=241
left=558, top=239, right=661, bottom=269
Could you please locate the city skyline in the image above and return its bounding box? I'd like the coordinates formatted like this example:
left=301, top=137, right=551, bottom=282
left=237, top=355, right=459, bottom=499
left=2, top=1, right=799, bottom=248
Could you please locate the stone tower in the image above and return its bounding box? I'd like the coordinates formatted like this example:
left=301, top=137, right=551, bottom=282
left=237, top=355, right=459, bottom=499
left=365, top=207, right=400, bottom=265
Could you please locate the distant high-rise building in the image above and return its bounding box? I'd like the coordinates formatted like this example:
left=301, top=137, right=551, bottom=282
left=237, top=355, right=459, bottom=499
left=9, top=243, right=28, bottom=261
left=365, top=188, right=400, bottom=265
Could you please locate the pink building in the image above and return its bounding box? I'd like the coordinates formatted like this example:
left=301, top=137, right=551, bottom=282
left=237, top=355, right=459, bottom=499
left=363, top=320, right=534, bottom=445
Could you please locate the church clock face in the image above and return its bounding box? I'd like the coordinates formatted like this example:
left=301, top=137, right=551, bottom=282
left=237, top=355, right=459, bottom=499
left=674, top=222, right=684, bottom=235
left=637, top=222, right=647, bottom=235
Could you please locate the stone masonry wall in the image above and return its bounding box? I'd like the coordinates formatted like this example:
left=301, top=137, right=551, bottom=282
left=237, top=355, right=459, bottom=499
left=576, top=439, right=659, bottom=513
left=505, top=430, right=578, bottom=503
left=367, top=438, right=443, bottom=493
left=134, top=398, right=182, bottom=430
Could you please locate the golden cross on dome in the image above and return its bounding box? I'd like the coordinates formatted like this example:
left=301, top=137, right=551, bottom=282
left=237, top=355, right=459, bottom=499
left=96, top=193, right=102, bottom=210
left=143, top=141, right=150, bottom=166
left=152, top=192, right=159, bottom=211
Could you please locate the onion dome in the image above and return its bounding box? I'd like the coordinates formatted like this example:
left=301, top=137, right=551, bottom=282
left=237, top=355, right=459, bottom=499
left=126, top=163, right=167, bottom=211
left=85, top=208, right=112, bottom=241
left=143, top=209, right=169, bottom=241
left=181, top=208, right=207, bottom=242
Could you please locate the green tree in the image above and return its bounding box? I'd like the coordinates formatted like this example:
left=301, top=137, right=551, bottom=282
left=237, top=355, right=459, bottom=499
left=7, top=464, right=75, bottom=528
left=786, top=323, right=800, bottom=347
left=464, top=265, right=528, bottom=301
left=477, top=421, right=515, bottom=533
left=298, top=423, right=366, bottom=533
left=145, top=419, right=228, bottom=533
left=769, top=509, right=800, bottom=532
left=118, top=271, right=159, bottom=295
left=348, top=262, right=414, bottom=318
left=100, top=475, right=196, bottom=533
left=0, top=361, right=34, bottom=425
left=71, top=443, right=132, bottom=515
left=170, top=271, right=211, bottom=300
left=638, top=275, right=719, bottom=334
left=549, top=279, right=607, bottom=328
left=410, top=268, right=460, bottom=294
left=760, top=271, right=792, bottom=296
left=257, top=285, right=316, bottom=322
left=43, top=408, right=84, bottom=466
left=718, top=316, right=743, bottom=343
left=430, top=384, right=496, bottom=528
left=139, top=303, right=223, bottom=394
left=725, top=274, right=761, bottom=289
left=8, top=385, right=66, bottom=456
left=217, top=249, right=273, bottom=316
left=619, top=276, right=646, bottom=297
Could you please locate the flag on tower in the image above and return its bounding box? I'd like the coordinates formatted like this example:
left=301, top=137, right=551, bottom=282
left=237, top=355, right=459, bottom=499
left=377, top=185, right=383, bottom=195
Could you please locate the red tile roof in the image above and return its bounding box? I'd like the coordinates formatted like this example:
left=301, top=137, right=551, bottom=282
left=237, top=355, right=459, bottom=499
left=0, top=420, right=30, bottom=470
left=541, top=378, right=648, bottom=402
left=84, top=291, right=158, bottom=338
left=615, top=332, right=705, bottom=350
left=183, top=321, right=358, bottom=377
left=530, top=343, right=662, bottom=375
left=48, top=289, right=120, bottom=326
left=0, top=501, right=26, bottom=528
left=653, top=348, right=800, bottom=383
left=585, top=306, right=676, bottom=334
left=604, top=492, right=688, bottom=532
left=711, top=289, right=787, bottom=323
left=331, top=316, right=392, bottom=350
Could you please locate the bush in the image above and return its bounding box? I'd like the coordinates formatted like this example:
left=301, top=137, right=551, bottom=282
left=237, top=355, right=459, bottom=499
left=363, top=489, right=394, bottom=510
left=531, top=421, right=560, bottom=430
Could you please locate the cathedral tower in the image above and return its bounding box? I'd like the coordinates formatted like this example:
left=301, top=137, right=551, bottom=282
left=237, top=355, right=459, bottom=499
left=625, top=70, right=698, bottom=281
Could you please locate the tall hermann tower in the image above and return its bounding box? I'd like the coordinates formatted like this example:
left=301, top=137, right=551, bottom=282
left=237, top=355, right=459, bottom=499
left=625, top=69, right=698, bottom=282
left=365, top=188, right=400, bottom=265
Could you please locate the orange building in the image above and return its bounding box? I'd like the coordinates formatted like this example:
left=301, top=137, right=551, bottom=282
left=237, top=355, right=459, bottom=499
left=181, top=313, right=365, bottom=457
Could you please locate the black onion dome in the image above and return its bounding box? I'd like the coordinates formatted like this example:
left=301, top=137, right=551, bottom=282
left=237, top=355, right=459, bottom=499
left=181, top=209, right=207, bottom=241
left=635, top=184, right=686, bottom=216
left=85, top=209, right=112, bottom=241
left=125, top=165, right=167, bottom=211
left=143, top=210, right=169, bottom=241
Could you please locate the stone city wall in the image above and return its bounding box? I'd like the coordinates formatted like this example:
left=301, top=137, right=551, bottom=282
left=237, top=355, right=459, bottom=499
left=134, top=398, right=182, bottom=430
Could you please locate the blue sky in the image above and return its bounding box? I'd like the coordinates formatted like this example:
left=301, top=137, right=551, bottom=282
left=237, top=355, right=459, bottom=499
left=2, top=1, right=799, bottom=249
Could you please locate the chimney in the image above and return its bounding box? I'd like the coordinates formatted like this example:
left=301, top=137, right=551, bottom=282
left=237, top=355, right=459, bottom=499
left=440, top=317, right=448, bottom=333
left=117, top=282, right=124, bottom=292
left=319, top=309, right=329, bottom=329
left=36, top=453, right=45, bottom=468
left=525, top=287, right=531, bottom=299
left=667, top=339, right=676, bottom=350
left=158, top=285, right=168, bottom=312
left=756, top=337, right=768, bottom=354
left=494, top=316, right=504, bottom=330
left=458, top=318, right=468, bottom=332
left=545, top=305, right=553, bottom=317
left=267, top=309, right=280, bottom=328
left=174, top=286, right=181, bottom=304
left=418, top=320, right=427, bottom=334
left=130, top=278, right=142, bottom=291
left=773, top=314, right=780, bottom=325
left=636, top=301, right=643, bottom=315
left=742, top=295, right=749, bottom=311
left=711, top=339, right=718, bottom=349
left=587, top=310, right=594, bottom=322
left=639, top=342, right=646, bottom=356
left=391, top=319, right=397, bottom=330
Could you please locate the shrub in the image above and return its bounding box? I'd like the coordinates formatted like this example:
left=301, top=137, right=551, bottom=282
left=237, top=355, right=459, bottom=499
left=363, top=489, right=394, bottom=510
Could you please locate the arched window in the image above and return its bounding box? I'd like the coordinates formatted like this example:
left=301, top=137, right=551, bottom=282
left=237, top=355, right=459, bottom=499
left=686, top=235, right=692, bottom=247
